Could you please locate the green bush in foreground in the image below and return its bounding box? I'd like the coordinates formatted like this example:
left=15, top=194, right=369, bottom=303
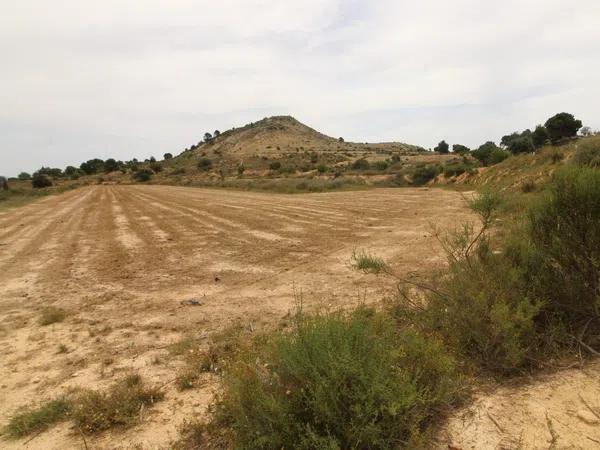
left=391, top=167, right=600, bottom=375
left=205, top=307, right=463, bottom=449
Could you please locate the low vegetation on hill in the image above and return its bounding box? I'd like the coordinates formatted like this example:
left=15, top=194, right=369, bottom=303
left=4, top=112, right=596, bottom=200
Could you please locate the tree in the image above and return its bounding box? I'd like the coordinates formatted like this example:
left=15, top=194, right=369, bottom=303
left=434, top=140, right=449, bottom=154
left=163, top=153, right=173, bottom=160
left=80, top=159, right=104, bottom=175
left=501, top=132, right=521, bottom=148
left=338, top=137, right=344, bottom=143
left=507, top=136, right=534, bottom=154
left=532, top=125, right=549, bottom=148
left=237, top=164, right=245, bottom=176
left=452, top=144, right=470, bottom=154
left=472, top=141, right=504, bottom=166
left=204, top=132, right=213, bottom=143
left=32, top=173, right=53, bottom=188
left=37, top=167, right=63, bottom=177
left=214, top=130, right=221, bottom=137
left=64, top=166, right=77, bottom=176
left=544, top=112, right=582, bottom=143
left=149, top=156, right=156, bottom=163
left=18, top=172, right=31, bottom=180
left=104, top=158, right=119, bottom=173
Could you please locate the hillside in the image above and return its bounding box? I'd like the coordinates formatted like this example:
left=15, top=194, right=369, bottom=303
left=97, top=115, right=452, bottom=192
left=181, top=115, right=422, bottom=159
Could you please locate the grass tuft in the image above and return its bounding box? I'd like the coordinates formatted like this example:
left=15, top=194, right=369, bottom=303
left=4, top=399, right=71, bottom=438
left=39, top=307, right=67, bottom=326
left=350, top=249, right=389, bottom=274
left=71, top=374, right=164, bottom=433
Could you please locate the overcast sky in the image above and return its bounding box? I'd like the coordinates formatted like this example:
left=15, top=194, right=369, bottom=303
left=1, top=0, right=599, bottom=176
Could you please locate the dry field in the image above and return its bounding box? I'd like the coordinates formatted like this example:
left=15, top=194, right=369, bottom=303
left=0, top=185, right=471, bottom=449
left=2, top=185, right=599, bottom=449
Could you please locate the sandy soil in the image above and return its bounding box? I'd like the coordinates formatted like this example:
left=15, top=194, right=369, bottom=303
left=3, top=185, right=598, bottom=449
left=438, top=361, right=600, bottom=450
left=0, top=185, right=470, bottom=449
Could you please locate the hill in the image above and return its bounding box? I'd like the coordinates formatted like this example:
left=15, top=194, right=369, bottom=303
left=181, top=115, right=422, bottom=159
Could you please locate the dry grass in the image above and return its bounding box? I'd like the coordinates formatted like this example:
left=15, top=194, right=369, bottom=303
left=38, top=307, right=67, bottom=326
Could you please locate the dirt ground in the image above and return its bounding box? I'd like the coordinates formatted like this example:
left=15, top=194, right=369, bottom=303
left=0, top=185, right=470, bottom=449
left=1, top=185, right=598, bottom=449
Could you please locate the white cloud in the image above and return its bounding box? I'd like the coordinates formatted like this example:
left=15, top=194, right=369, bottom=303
left=1, top=0, right=599, bottom=175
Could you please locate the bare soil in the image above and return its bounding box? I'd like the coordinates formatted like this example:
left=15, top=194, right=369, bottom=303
left=0, top=185, right=469, bottom=449
left=2, top=185, right=598, bottom=449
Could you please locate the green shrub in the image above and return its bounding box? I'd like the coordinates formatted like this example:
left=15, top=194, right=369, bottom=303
left=269, top=161, right=282, bottom=171
left=572, top=138, right=600, bottom=167
left=391, top=171, right=600, bottom=374
left=489, top=148, right=510, bottom=165
left=372, top=160, right=389, bottom=171
left=4, top=399, right=71, bottom=438
left=411, top=165, right=439, bottom=185
left=133, top=169, right=153, bottom=182
left=208, top=307, right=463, bottom=449
left=351, top=158, right=370, bottom=170
left=528, top=167, right=600, bottom=328
left=32, top=173, right=53, bottom=188
left=443, top=161, right=469, bottom=178
left=198, top=158, right=213, bottom=171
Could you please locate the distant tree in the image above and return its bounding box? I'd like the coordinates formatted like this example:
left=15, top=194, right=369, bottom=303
left=64, top=166, right=77, bottom=176
left=269, top=161, right=282, bottom=171
left=0, top=177, right=8, bottom=190
left=31, top=173, right=53, bottom=188
left=104, top=158, right=119, bottom=173
left=80, top=159, right=104, bottom=175
left=338, top=137, right=344, bottom=143
left=434, top=140, right=449, bottom=154
left=544, top=112, right=582, bottom=143
left=18, top=172, right=31, bottom=180
left=507, top=136, right=534, bottom=154
left=204, top=132, right=213, bottom=143
left=500, top=132, right=520, bottom=148
left=452, top=144, right=470, bottom=154
left=214, top=130, right=221, bottom=137
left=237, top=164, right=245, bottom=176
left=149, top=156, right=156, bottom=163
left=163, top=153, right=173, bottom=160
left=36, top=167, right=63, bottom=178
left=472, top=141, right=503, bottom=166
left=531, top=125, right=549, bottom=148
left=580, top=126, right=593, bottom=137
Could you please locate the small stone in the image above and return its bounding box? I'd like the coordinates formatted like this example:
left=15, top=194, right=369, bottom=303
left=577, top=409, right=599, bottom=425
left=32, top=378, right=41, bottom=384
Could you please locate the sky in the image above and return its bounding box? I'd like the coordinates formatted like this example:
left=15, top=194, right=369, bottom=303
left=1, top=0, right=599, bottom=176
